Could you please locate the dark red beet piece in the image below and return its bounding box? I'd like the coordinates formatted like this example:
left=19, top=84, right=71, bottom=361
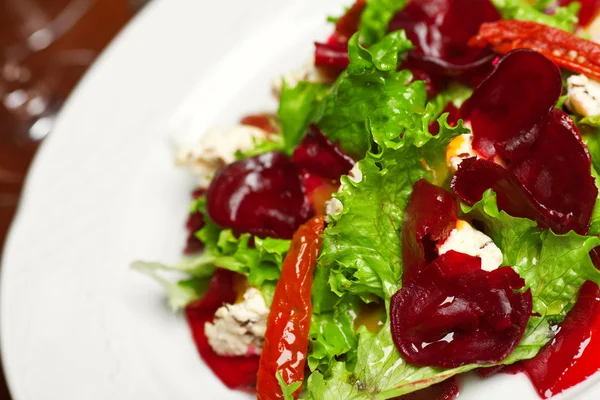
left=388, top=0, right=500, bottom=80
left=523, top=281, right=600, bottom=398
left=509, top=109, right=597, bottom=235
left=391, top=251, right=532, bottom=368
left=314, top=41, right=350, bottom=71
left=331, top=0, right=366, bottom=43
left=461, top=49, right=562, bottom=160
left=206, top=152, right=313, bottom=239
left=402, top=179, right=458, bottom=283
left=451, top=157, right=548, bottom=224
left=292, top=124, right=355, bottom=181
left=184, top=188, right=207, bottom=255
left=557, top=0, right=600, bottom=26
left=185, top=269, right=260, bottom=391
left=395, top=377, right=459, bottom=400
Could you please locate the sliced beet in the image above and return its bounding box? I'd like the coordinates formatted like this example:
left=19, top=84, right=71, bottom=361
left=185, top=269, right=260, bottom=391
left=451, top=157, right=547, bottom=224
left=206, top=152, right=313, bottom=239
left=395, top=377, right=459, bottom=400
left=523, top=281, right=600, bottom=398
left=292, top=125, right=355, bottom=181
left=388, top=0, right=500, bottom=80
left=330, top=0, right=366, bottom=43
left=402, top=179, right=458, bottom=283
left=461, top=49, right=562, bottom=160
left=509, top=109, right=597, bottom=235
left=452, top=111, right=597, bottom=235
left=314, top=41, right=350, bottom=71
left=391, top=251, right=532, bottom=368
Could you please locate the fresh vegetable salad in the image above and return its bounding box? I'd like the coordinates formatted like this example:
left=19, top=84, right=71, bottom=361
left=133, top=0, right=600, bottom=398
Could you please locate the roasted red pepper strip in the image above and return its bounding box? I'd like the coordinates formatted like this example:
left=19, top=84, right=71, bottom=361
left=469, top=20, right=600, bottom=80
left=257, top=216, right=325, bottom=400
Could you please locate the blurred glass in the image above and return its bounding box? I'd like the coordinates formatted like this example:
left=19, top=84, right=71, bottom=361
left=0, top=0, right=135, bottom=247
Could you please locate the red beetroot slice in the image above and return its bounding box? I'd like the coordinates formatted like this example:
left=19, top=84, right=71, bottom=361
left=452, top=110, right=597, bottom=235
left=395, top=377, right=459, bottom=400
left=390, top=251, right=532, bottom=368
left=509, top=109, right=597, bottom=235
left=292, top=124, right=355, bottom=181
left=206, top=152, right=313, bottom=239
left=185, top=269, right=260, bottom=391
left=523, top=281, right=600, bottom=398
left=331, top=0, right=366, bottom=44
left=402, top=179, right=458, bottom=283
left=388, top=0, right=500, bottom=79
left=314, top=41, right=350, bottom=71
left=461, top=49, right=563, bottom=160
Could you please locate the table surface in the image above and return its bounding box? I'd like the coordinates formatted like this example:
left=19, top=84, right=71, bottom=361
left=0, top=1, right=137, bottom=398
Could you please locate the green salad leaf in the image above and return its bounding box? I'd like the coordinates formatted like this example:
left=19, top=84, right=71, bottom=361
left=359, top=0, right=408, bottom=46
left=279, top=81, right=329, bottom=152
left=462, top=190, right=600, bottom=321
left=492, top=0, right=580, bottom=32
left=316, top=31, right=416, bottom=159
left=277, top=370, right=303, bottom=400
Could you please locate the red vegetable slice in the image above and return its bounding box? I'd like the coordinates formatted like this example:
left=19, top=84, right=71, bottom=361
left=461, top=49, right=562, bottom=160
left=331, top=0, right=366, bottom=44
left=509, top=109, right=597, bottom=235
left=391, top=251, right=532, bottom=368
left=185, top=269, right=260, bottom=391
left=257, top=217, right=325, bottom=400
left=240, top=113, right=279, bottom=134
left=300, top=170, right=339, bottom=216
left=395, top=377, right=459, bottom=400
left=454, top=49, right=597, bottom=235
left=402, top=179, right=458, bottom=283
left=292, top=124, right=355, bottom=181
left=523, top=281, right=600, bottom=398
left=184, top=188, right=207, bottom=255
left=206, top=152, right=313, bottom=239
left=314, top=41, right=350, bottom=71
left=388, top=0, right=500, bottom=80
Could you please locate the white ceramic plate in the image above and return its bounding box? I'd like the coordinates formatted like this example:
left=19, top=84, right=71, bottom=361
left=2, top=0, right=599, bottom=399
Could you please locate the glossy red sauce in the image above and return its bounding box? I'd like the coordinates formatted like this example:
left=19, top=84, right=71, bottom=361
left=523, top=281, right=600, bottom=398
left=185, top=269, right=260, bottom=391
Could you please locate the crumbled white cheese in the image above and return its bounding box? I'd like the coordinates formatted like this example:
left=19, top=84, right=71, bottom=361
left=566, top=74, right=600, bottom=118
left=204, top=287, right=269, bottom=357
left=446, top=133, right=477, bottom=171
left=437, top=220, right=503, bottom=272
left=324, top=163, right=362, bottom=221
left=176, top=125, right=268, bottom=187
left=272, top=58, right=330, bottom=98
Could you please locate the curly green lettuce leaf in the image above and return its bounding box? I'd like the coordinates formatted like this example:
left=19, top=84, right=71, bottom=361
left=306, top=312, right=550, bottom=400
left=492, top=0, right=580, bottom=32
left=278, top=81, right=329, bottom=152
left=359, top=0, right=409, bottom=46
left=316, top=31, right=416, bottom=158
left=462, top=190, right=600, bottom=320
left=308, top=296, right=360, bottom=374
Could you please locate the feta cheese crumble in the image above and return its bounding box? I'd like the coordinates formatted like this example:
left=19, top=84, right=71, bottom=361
left=437, top=220, right=503, bottom=272
left=566, top=74, right=600, bottom=118
left=204, top=287, right=269, bottom=357
left=176, top=125, right=268, bottom=187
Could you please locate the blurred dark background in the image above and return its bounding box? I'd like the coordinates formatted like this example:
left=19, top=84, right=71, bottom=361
left=0, top=0, right=146, bottom=397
